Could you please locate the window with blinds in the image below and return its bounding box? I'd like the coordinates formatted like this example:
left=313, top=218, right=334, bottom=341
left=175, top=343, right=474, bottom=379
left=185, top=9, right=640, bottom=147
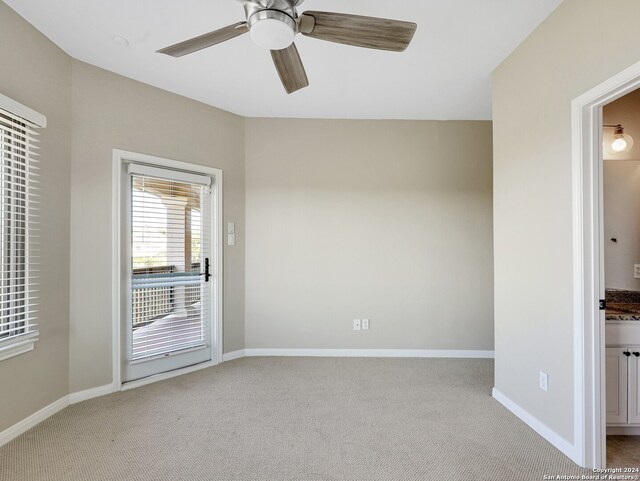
left=0, top=103, right=41, bottom=361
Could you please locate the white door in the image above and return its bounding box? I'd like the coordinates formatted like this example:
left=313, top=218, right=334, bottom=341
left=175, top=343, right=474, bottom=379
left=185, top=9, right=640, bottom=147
left=629, top=348, right=640, bottom=424
left=122, top=163, right=214, bottom=382
left=605, top=347, right=628, bottom=425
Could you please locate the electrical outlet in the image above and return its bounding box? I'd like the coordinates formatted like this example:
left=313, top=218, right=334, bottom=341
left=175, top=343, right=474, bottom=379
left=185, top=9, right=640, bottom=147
left=353, top=319, right=361, bottom=331
left=635, top=264, right=640, bottom=279
left=362, top=319, right=369, bottom=330
left=539, top=371, right=549, bottom=392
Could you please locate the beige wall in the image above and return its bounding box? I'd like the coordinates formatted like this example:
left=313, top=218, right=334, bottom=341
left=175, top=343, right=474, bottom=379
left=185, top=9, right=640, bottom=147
left=603, top=90, right=640, bottom=291
left=493, top=0, right=640, bottom=442
left=0, top=3, right=71, bottom=431
left=69, top=62, right=246, bottom=392
left=245, top=119, right=494, bottom=350
left=1, top=0, right=495, bottom=434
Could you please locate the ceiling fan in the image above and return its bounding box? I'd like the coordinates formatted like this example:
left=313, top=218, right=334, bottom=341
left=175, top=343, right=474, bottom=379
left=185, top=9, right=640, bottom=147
left=157, top=0, right=417, bottom=94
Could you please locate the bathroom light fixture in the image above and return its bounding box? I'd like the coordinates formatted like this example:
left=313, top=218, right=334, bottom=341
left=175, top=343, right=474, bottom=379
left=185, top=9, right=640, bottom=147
left=604, top=124, right=634, bottom=154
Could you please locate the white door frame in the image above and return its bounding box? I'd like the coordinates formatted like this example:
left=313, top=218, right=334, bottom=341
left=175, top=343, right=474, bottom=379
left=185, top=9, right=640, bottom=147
left=111, top=149, right=223, bottom=390
left=572, top=59, right=640, bottom=469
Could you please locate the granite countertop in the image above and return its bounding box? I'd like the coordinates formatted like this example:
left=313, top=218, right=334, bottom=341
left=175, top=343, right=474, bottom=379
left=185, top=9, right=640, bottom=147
left=605, top=304, right=640, bottom=321
left=606, top=290, right=640, bottom=321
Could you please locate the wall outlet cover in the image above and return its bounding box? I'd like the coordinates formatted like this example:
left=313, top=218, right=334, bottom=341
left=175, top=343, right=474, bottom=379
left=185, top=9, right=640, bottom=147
left=635, top=264, right=640, bottom=279
left=362, top=319, right=369, bottom=330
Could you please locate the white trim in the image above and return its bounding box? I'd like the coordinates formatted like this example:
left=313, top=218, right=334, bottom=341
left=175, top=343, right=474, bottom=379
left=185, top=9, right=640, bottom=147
left=0, top=383, right=117, bottom=448
left=242, top=348, right=494, bottom=358
left=214, top=170, right=224, bottom=366
left=127, top=163, right=212, bottom=186
left=0, top=335, right=38, bottom=362
left=0, top=93, right=46, bottom=127
left=67, top=383, right=116, bottom=404
left=222, top=349, right=245, bottom=361
left=0, top=396, right=67, bottom=447
left=112, top=149, right=223, bottom=390
left=492, top=388, right=579, bottom=464
left=111, top=151, right=122, bottom=391
left=113, top=149, right=222, bottom=177
left=120, top=360, right=216, bottom=391
left=606, top=426, right=640, bottom=435
left=572, top=58, right=640, bottom=469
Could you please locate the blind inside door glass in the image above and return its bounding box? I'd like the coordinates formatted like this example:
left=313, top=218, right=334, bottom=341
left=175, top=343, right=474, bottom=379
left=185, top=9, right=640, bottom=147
left=130, top=174, right=209, bottom=361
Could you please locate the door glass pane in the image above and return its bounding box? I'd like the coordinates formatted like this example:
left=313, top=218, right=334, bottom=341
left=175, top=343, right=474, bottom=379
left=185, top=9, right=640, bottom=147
left=130, top=175, right=208, bottom=361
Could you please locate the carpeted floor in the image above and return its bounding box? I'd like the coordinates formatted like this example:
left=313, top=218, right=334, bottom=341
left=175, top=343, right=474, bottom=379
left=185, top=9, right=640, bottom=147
left=0, top=358, right=591, bottom=481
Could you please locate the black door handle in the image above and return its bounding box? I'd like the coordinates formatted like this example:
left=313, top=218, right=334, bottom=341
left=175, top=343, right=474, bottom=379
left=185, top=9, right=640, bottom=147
left=200, top=258, right=211, bottom=283
left=633, top=352, right=640, bottom=357
left=624, top=351, right=631, bottom=357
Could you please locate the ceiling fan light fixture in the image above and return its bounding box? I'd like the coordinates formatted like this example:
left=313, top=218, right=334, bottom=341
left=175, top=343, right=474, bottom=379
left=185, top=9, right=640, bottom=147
left=248, top=10, right=296, bottom=51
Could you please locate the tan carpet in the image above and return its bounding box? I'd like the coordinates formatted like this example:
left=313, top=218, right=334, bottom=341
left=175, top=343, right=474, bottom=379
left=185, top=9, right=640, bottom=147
left=0, top=358, right=590, bottom=480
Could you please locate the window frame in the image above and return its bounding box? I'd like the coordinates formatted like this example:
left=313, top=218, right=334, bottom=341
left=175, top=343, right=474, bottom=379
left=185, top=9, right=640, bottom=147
left=0, top=93, right=46, bottom=362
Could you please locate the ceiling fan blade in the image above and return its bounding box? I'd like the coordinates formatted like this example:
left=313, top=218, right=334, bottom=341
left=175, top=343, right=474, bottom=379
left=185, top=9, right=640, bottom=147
left=299, top=11, right=416, bottom=52
left=271, top=44, right=309, bottom=94
left=157, top=22, right=248, bottom=57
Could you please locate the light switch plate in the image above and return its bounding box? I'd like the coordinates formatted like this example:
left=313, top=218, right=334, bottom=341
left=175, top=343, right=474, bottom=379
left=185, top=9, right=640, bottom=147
left=227, top=234, right=235, bottom=246
left=539, top=371, right=548, bottom=392
left=353, top=319, right=361, bottom=331
left=227, top=222, right=235, bottom=234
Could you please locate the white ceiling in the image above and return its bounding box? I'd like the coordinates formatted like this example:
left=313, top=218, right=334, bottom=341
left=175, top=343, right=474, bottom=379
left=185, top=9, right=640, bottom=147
left=4, top=0, right=562, bottom=120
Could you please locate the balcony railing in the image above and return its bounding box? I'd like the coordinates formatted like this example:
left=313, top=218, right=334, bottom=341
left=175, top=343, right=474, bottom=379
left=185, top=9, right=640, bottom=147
left=132, top=265, right=175, bottom=329
left=131, top=263, right=202, bottom=329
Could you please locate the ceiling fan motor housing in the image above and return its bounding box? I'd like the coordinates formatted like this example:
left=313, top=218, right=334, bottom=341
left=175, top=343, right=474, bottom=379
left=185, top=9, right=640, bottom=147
left=240, top=0, right=299, bottom=50
left=239, top=0, right=298, bottom=19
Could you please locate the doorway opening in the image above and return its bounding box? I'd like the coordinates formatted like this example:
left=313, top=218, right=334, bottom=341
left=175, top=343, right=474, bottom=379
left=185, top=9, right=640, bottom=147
left=573, top=59, right=640, bottom=469
left=601, top=89, right=640, bottom=467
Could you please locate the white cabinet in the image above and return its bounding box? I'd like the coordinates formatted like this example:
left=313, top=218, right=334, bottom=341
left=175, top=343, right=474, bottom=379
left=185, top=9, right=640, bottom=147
left=606, top=348, right=629, bottom=424
left=630, top=349, right=640, bottom=424
left=606, top=346, right=640, bottom=426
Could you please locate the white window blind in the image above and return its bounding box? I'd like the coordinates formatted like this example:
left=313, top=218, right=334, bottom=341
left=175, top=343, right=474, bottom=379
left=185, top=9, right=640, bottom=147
left=0, top=104, right=40, bottom=360
left=129, top=173, right=210, bottom=362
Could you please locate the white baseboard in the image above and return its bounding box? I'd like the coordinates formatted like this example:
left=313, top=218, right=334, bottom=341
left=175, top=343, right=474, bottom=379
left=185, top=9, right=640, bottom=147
left=607, top=426, right=640, bottom=435
left=243, top=348, right=494, bottom=358
left=492, top=387, right=579, bottom=464
left=0, top=396, right=68, bottom=447
left=120, top=360, right=216, bottom=391
left=67, top=383, right=116, bottom=404
left=0, top=382, right=116, bottom=448
left=222, top=349, right=245, bottom=362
